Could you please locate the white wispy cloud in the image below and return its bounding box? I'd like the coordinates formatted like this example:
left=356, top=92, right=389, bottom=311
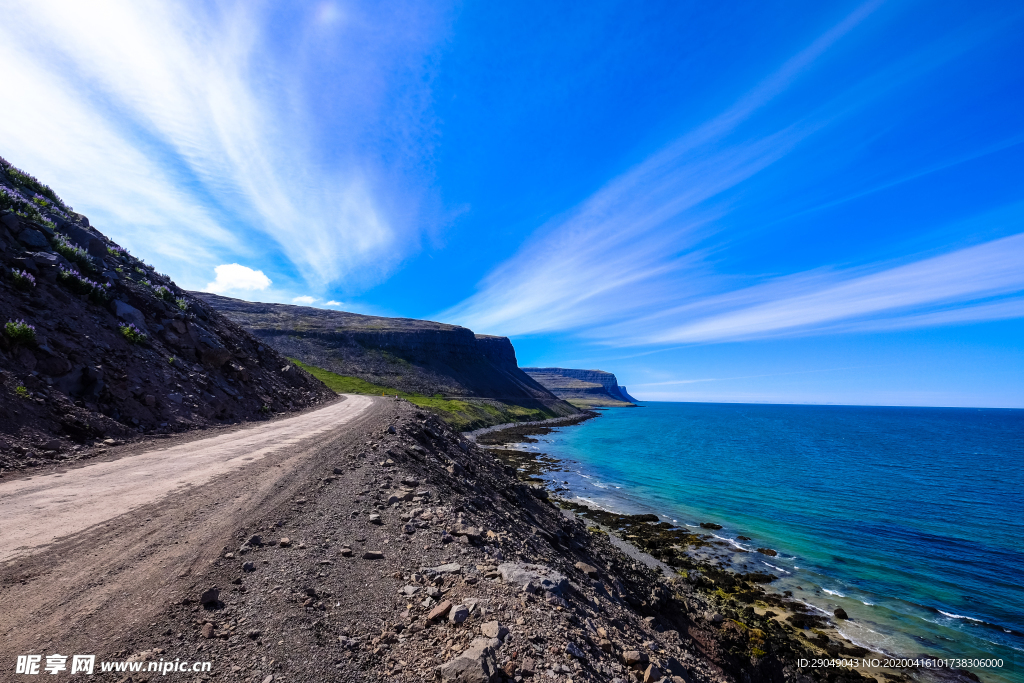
left=292, top=295, right=318, bottom=305
left=0, top=0, right=442, bottom=290
left=442, top=1, right=882, bottom=336
left=442, top=2, right=1024, bottom=345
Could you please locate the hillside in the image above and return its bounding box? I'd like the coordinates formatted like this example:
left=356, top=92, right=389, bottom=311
left=193, top=293, right=580, bottom=430
left=0, top=156, right=334, bottom=470
left=523, top=367, right=638, bottom=407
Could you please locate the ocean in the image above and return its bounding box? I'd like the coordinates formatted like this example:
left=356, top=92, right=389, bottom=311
left=518, top=402, right=1024, bottom=683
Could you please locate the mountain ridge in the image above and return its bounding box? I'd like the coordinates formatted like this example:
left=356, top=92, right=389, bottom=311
left=194, top=292, right=580, bottom=430
left=522, top=367, right=637, bottom=407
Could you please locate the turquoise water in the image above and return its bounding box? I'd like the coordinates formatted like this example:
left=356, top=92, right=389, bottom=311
left=523, top=402, right=1023, bottom=682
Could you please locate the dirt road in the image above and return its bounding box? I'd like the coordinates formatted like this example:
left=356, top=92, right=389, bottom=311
left=0, top=393, right=387, bottom=664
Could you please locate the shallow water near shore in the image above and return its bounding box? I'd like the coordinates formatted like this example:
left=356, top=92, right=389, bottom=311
left=520, top=402, right=1024, bottom=683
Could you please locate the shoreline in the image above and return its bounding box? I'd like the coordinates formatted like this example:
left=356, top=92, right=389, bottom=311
left=464, top=410, right=600, bottom=442
left=477, top=416, right=988, bottom=683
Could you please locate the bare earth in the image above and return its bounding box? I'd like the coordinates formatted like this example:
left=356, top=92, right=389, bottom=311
left=0, top=395, right=374, bottom=563
left=0, top=394, right=387, bottom=667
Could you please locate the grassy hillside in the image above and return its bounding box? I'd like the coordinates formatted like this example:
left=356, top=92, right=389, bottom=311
left=292, top=359, right=559, bottom=431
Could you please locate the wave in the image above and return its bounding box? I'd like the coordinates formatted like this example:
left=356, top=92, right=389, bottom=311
left=823, top=588, right=846, bottom=597
left=762, top=562, right=791, bottom=574
left=937, top=610, right=983, bottom=622
left=861, top=601, right=875, bottom=606
left=711, top=533, right=750, bottom=551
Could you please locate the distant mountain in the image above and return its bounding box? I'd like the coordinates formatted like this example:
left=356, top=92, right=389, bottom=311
left=0, top=156, right=334, bottom=470
left=522, top=367, right=637, bottom=408
left=194, top=293, right=580, bottom=430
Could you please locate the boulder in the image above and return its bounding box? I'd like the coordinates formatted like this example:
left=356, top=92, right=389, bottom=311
left=575, top=561, right=599, bottom=578
left=566, top=642, right=586, bottom=659
left=430, top=563, right=463, bottom=575
left=199, top=587, right=219, bottom=605
left=449, top=604, right=470, bottom=624
left=428, top=600, right=453, bottom=621
left=497, top=562, right=567, bottom=595
left=644, top=664, right=662, bottom=683
left=439, top=637, right=500, bottom=683
left=362, top=550, right=384, bottom=560
left=113, top=300, right=149, bottom=335
left=480, top=621, right=508, bottom=641
left=17, top=228, right=48, bottom=249
left=623, top=651, right=648, bottom=668
left=834, top=607, right=849, bottom=620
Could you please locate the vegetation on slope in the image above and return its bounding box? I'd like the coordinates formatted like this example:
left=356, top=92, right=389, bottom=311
left=292, top=359, right=559, bottom=431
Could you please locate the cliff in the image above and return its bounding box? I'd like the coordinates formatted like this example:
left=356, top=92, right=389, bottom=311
left=522, top=367, right=637, bottom=407
left=0, top=156, right=334, bottom=471
left=193, top=293, right=580, bottom=429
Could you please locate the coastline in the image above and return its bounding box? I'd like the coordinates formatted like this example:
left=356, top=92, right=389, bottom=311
left=477, top=416, right=989, bottom=683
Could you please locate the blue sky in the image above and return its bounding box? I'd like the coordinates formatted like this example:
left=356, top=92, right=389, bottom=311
left=1, top=0, right=1022, bottom=407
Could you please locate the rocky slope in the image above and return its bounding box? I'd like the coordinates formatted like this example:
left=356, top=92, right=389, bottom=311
left=523, top=368, right=637, bottom=408
left=0, top=156, right=334, bottom=470
left=195, top=293, right=580, bottom=429
left=11, top=399, right=903, bottom=683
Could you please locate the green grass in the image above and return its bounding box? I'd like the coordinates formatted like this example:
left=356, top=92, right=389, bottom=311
left=290, top=358, right=558, bottom=431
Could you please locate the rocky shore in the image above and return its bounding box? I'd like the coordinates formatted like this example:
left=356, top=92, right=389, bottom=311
left=16, top=399, right=958, bottom=683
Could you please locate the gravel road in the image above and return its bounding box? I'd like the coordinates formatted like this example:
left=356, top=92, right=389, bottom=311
left=0, top=394, right=386, bottom=665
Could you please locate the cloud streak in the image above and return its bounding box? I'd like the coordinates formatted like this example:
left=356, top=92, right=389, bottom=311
left=442, top=1, right=882, bottom=336
left=0, top=0, right=445, bottom=290
left=443, top=2, right=1024, bottom=345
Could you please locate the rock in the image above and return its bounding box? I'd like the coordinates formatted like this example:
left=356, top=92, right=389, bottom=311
left=480, top=621, right=508, bottom=640
left=449, top=604, right=470, bottom=624
left=247, top=534, right=264, bottom=546
left=112, top=300, right=149, bottom=335
left=143, top=394, right=156, bottom=407
left=340, top=547, right=353, bottom=557
left=575, top=561, right=600, bottom=578
left=363, top=550, right=384, bottom=560
left=369, top=514, right=382, bottom=525
left=644, top=664, right=662, bottom=683
left=519, top=658, right=536, bottom=676
left=262, top=675, right=276, bottom=683
left=279, top=537, right=291, bottom=547
left=736, top=535, right=752, bottom=541
left=428, top=600, right=453, bottom=621
left=242, top=561, right=256, bottom=572
left=439, top=637, right=500, bottom=683
left=710, top=613, right=724, bottom=625
left=402, top=522, right=416, bottom=534
left=401, top=477, right=419, bottom=487
left=453, top=523, right=483, bottom=541
left=199, top=587, right=219, bottom=605
left=756, top=547, right=777, bottom=557
left=566, top=642, right=586, bottom=659
left=599, top=638, right=613, bottom=652
left=623, top=651, right=648, bottom=668
left=200, top=623, right=214, bottom=639
left=402, top=585, right=421, bottom=596
left=431, top=562, right=463, bottom=575
left=333, top=467, right=344, bottom=475
left=834, top=607, right=849, bottom=619
left=699, top=522, right=722, bottom=530
left=497, top=562, right=567, bottom=595
left=17, top=228, right=48, bottom=249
